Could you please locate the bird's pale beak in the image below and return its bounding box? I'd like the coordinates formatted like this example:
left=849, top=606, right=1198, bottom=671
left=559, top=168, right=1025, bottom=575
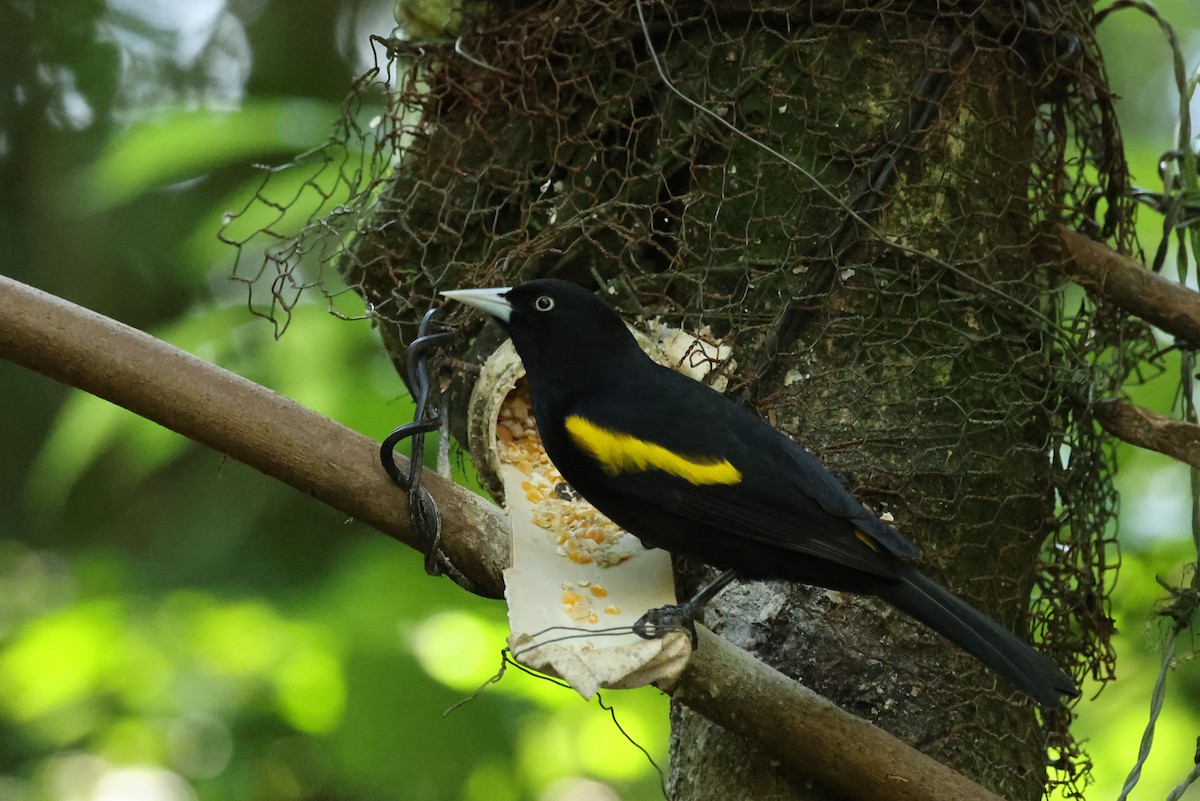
left=440, top=287, right=514, bottom=323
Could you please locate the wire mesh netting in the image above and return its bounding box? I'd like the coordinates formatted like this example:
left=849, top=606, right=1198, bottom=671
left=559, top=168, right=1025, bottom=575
left=222, top=1, right=1163, bottom=796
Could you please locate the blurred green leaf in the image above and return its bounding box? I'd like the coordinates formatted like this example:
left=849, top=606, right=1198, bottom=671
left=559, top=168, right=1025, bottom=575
left=0, top=600, right=126, bottom=722
left=463, top=760, right=521, bottom=801
left=410, top=610, right=509, bottom=692
left=273, top=644, right=346, bottom=734
left=75, top=99, right=342, bottom=214
left=191, top=599, right=290, bottom=678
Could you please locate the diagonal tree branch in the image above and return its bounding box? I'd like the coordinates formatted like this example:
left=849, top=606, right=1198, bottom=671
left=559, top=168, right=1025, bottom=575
left=0, top=274, right=510, bottom=597
left=1044, top=226, right=1200, bottom=466
left=1093, top=399, right=1200, bottom=470
left=1049, top=224, right=1200, bottom=347
left=0, top=274, right=1006, bottom=801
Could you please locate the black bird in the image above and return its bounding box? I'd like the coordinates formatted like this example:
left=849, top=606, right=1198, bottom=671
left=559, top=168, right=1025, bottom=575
left=442, top=278, right=1078, bottom=705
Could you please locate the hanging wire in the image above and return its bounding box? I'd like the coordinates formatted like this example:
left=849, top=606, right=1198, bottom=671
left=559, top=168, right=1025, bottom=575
left=1115, top=628, right=1181, bottom=801
left=444, top=646, right=668, bottom=797
left=1164, top=745, right=1200, bottom=801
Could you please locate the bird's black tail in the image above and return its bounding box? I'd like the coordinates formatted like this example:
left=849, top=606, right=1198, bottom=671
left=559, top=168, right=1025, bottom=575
left=877, top=569, right=1078, bottom=706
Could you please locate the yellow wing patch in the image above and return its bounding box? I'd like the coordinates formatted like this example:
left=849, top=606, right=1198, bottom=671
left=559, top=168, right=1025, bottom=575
left=854, top=530, right=880, bottom=552
left=565, top=415, right=742, bottom=486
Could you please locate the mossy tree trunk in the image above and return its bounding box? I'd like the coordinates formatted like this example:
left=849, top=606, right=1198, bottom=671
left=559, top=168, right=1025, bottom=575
left=349, top=3, right=1080, bottom=799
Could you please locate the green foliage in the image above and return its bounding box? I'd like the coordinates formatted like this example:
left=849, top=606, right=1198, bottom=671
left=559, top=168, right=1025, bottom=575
left=77, top=100, right=342, bottom=214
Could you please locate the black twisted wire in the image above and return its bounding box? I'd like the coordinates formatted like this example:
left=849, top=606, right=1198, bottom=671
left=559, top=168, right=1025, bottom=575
left=380, top=307, right=454, bottom=576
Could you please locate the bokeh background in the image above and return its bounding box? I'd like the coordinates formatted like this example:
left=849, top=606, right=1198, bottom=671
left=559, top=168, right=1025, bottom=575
left=1, top=1, right=1198, bottom=799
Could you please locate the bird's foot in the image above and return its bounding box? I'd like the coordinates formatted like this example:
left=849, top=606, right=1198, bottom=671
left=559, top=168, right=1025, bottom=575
left=633, top=604, right=700, bottom=649
left=632, top=570, right=738, bottom=649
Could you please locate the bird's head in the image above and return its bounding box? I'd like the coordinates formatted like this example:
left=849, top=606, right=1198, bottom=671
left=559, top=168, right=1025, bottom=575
left=442, top=279, right=642, bottom=380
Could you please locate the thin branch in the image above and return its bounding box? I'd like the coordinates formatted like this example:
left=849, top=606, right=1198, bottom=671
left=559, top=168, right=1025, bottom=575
left=0, top=274, right=1008, bottom=801
left=1094, top=400, right=1200, bottom=470
left=1049, top=224, right=1200, bottom=347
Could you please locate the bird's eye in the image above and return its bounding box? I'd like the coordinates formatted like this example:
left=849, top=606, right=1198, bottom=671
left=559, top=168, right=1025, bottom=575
left=534, top=295, right=555, bottom=312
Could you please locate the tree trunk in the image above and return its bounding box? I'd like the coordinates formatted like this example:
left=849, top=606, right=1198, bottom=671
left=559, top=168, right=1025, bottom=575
left=349, top=2, right=1088, bottom=799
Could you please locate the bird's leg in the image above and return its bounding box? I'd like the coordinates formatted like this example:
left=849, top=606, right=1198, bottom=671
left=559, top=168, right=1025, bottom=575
left=633, top=569, right=739, bottom=647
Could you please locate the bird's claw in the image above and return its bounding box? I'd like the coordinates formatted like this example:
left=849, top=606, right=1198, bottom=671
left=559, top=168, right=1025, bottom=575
left=633, top=604, right=699, bottom=648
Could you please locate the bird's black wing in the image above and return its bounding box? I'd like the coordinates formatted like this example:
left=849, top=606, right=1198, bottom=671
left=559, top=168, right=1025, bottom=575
left=562, top=365, right=919, bottom=577
left=769, top=423, right=921, bottom=559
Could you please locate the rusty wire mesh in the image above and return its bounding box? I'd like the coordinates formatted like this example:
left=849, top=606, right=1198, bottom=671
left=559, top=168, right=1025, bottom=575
left=221, top=1, right=1163, bottom=795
